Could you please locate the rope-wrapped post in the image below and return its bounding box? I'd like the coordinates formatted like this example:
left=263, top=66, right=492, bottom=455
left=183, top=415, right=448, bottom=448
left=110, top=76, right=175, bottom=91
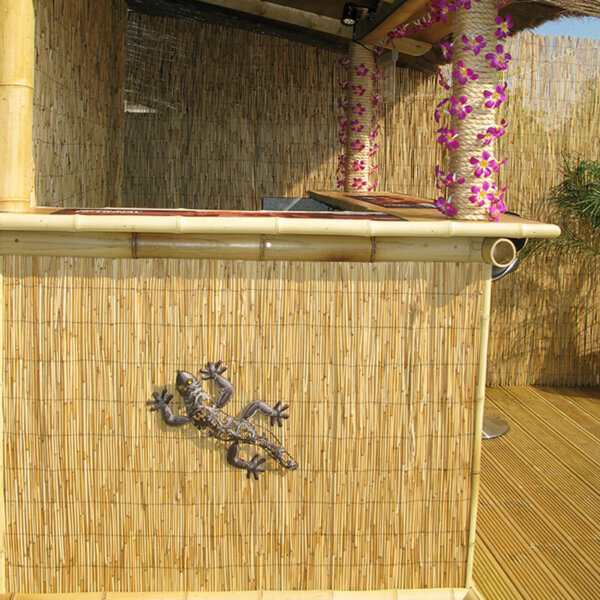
left=344, top=42, right=375, bottom=192
left=448, top=0, right=504, bottom=220
left=0, top=0, right=35, bottom=212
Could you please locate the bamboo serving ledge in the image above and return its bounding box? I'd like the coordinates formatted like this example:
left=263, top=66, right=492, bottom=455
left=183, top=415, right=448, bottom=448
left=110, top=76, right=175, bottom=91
left=0, top=208, right=560, bottom=263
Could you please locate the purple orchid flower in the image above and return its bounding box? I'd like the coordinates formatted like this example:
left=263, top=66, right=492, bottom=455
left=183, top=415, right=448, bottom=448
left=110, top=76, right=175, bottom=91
left=489, top=200, right=507, bottom=221
left=483, top=82, right=508, bottom=108
left=352, top=177, right=367, bottom=190
left=449, top=95, right=473, bottom=120
left=486, top=44, right=511, bottom=71
left=435, top=166, right=464, bottom=188
left=337, top=97, right=348, bottom=110
left=477, top=120, right=507, bottom=145
left=462, top=34, right=487, bottom=56
left=370, top=124, right=381, bottom=141
left=352, top=103, right=366, bottom=116
left=352, top=85, right=366, bottom=96
left=495, top=15, right=513, bottom=40
left=434, top=197, right=457, bottom=217
left=369, top=143, right=379, bottom=157
left=470, top=151, right=497, bottom=177
left=469, top=181, right=496, bottom=207
left=354, top=64, right=369, bottom=76
left=439, top=41, right=454, bottom=60
left=351, top=159, right=366, bottom=172
left=437, top=127, right=460, bottom=150
left=434, top=98, right=450, bottom=123
left=438, top=68, right=451, bottom=91
left=437, top=0, right=456, bottom=24
left=452, top=60, right=479, bottom=85
left=350, top=139, right=365, bottom=152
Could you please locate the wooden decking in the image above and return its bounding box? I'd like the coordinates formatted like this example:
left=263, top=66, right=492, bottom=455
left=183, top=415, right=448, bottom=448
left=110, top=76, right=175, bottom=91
left=473, top=386, right=600, bottom=599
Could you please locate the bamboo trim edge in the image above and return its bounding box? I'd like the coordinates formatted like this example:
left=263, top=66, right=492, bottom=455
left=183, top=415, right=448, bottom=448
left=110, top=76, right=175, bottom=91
left=0, top=213, right=561, bottom=239
left=0, top=230, right=516, bottom=263
left=0, top=589, right=470, bottom=600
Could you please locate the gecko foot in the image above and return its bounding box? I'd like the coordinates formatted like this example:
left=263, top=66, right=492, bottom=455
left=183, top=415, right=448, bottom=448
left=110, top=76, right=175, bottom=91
left=270, top=401, right=290, bottom=427
left=200, top=360, right=227, bottom=380
left=247, top=454, right=267, bottom=480
left=147, top=388, right=173, bottom=411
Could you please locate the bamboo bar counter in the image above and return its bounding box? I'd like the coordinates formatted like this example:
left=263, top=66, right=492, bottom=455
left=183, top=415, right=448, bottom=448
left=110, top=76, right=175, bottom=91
left=0, top=203, right=559, bottom=599
left=0, top=0, right=563, bottom=598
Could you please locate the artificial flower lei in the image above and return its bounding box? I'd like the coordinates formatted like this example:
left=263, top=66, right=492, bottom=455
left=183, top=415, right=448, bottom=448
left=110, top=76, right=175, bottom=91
left=373, top=0, right=512, bottom=220
left=336, top=55, right=380, bottom=191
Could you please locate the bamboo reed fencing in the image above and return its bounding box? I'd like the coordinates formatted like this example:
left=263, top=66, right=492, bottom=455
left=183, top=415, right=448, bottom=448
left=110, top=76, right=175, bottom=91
left=32, top=0, right=125, bottom=208
left=1, top=256, right=486, bottom=593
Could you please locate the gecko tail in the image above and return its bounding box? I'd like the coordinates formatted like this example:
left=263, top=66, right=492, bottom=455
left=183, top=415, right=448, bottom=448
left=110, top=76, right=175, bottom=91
left=256, top=435, right=299, bottom=470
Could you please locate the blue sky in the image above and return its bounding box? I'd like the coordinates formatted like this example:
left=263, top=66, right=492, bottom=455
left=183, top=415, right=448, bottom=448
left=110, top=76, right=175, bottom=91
left=532, top=16, right=600, bottom=39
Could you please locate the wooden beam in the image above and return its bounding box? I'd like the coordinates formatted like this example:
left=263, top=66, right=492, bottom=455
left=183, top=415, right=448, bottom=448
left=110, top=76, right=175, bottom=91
left=358, top=0, right=432, bottom=44
left=193, top=0, right=352, bottom=39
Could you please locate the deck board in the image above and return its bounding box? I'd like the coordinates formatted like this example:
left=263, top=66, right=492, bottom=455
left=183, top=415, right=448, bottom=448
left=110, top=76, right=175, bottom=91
left=473, top=386, right=600, bottom=600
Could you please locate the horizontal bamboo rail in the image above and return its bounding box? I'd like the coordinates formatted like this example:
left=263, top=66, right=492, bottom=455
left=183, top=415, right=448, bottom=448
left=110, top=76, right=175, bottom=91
left=0, top=589, right=470, bottom=600
left=0, top=230, right=519, bottom=263
left=0, top=211, right=561, bottom=238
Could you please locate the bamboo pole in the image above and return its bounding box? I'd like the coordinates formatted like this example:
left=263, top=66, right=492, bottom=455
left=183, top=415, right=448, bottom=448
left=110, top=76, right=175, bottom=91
left=0, top=258, right=4, bottom=593
left=464, top=265, right=492, bottom=587
left=480, top=238, right=516, bottom=267
left=0, top=212, right=562, bottom=239
left=0, top=231, right=520, bottom=263
left=0, top=0, right=35, bottom=212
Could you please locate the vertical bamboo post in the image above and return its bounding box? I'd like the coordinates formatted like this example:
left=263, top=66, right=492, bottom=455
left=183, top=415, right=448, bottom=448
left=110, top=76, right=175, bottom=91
left=0, top=0, right=35, bottom=212
left=449, top=0, right=498, bottom=220
left=344, top=42, right=374, bottom=191
left=464, top=265, right=492, bottom=586
left=0, top=264, right=4, bottom=592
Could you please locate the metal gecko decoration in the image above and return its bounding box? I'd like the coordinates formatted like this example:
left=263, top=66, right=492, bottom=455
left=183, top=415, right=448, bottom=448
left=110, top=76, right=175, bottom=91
left=148, top=361, right=298, bottom=479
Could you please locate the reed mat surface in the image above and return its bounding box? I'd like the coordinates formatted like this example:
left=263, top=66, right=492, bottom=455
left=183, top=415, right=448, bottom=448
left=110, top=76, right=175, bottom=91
left=1, top=257, right=486, bottom=592
left=473, top=386, right=600, bottom=600
left=33, top=0, right=125, bottom=208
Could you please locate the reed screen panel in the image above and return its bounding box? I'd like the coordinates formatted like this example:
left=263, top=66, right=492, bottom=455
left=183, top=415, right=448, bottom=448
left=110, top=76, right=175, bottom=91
left=1, top=257, right=485, bottom=592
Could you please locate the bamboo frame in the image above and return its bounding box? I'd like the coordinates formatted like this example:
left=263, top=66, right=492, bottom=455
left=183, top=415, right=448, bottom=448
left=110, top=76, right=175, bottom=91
left=0, top=212, right=561, bottom=239
left=0, top=230, right=520, bottom=264
left=0, top=0, right=35, bottom=212
left=464, top=266, right=493, bottom=587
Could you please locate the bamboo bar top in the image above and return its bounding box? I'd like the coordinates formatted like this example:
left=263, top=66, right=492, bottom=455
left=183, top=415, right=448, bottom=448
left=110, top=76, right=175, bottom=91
left=0, top=204, right=560, bottom=239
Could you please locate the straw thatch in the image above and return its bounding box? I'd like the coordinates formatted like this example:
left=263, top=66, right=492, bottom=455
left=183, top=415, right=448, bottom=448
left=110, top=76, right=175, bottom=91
left=2, top=255, right=486, bottom=592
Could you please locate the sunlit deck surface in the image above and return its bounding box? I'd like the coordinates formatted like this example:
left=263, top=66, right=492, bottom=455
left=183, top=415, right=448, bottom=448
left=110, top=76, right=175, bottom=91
left=473, top=386, right=600, bottom=599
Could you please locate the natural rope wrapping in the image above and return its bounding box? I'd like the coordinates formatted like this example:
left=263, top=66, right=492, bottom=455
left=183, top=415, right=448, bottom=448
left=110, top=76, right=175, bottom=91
left=449, top=0, right=500, bottom=220
left=344, top=42, right=375, bottom=192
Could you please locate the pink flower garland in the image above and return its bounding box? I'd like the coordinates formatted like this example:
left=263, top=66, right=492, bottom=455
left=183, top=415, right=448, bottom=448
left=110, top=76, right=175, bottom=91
left=372, top=0, right=512, bottom=220
left=336, top=56, right=381, bottom=191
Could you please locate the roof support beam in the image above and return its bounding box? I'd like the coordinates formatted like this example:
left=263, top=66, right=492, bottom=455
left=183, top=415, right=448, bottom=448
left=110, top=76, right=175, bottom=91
left=193, top=0, right=352, bottom=39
